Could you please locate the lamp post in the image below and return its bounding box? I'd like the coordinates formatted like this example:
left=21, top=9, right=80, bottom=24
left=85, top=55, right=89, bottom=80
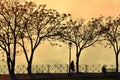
left=68, top=41, right=72, bottom=75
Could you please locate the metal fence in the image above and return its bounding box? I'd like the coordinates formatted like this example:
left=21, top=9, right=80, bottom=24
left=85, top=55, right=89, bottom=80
left=0, top=64, right=119, bottom=74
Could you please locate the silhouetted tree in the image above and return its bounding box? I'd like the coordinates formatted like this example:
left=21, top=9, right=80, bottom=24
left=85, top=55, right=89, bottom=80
left=0, top=0, right=24, bottom=78
left=54, top=18, right=101, bottom=73
left=99, top=16, right=120, bottom=72
left=0, top=0, right=68, bottom=75
left=17, top=1, right=69, bottom=75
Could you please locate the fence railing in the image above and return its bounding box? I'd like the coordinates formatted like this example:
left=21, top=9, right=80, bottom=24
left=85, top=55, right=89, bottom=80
left=0, top=64, right=119, bottom=74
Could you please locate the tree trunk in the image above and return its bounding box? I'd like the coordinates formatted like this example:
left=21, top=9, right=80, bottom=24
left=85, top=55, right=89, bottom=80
left=10, top=69, right=16, bottom=80
left=76, top=55, right=79, bottom=73
left=27, top=50, right=35, bottom=75
left=7, top=58, right=11, bottom=75
left=116, top=54, right=119, bottom=72
left=27, top=61, right=32, bottom=75
left=75, top=45, right=81, bottom=73
left=7, top=60, right=16, bottom=80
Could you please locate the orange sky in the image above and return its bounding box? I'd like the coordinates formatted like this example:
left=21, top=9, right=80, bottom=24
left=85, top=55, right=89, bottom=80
left=15, top=0, right=120, bottom=66
left=33, top=0, right=120, bottom=19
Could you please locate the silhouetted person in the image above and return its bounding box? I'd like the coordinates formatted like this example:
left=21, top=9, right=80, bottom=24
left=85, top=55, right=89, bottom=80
left=70, top=60, right=75, bottom=73
left=102, top=65, right=106, bottom=73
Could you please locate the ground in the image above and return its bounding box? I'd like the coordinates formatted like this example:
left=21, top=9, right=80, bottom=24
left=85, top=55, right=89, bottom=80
left=0, top=73, right=120, bottom=80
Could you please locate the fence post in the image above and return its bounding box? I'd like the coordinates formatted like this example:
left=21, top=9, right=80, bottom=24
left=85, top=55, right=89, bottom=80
left=36, top=65, right=38, bottom=73
left=67, top=64, right=69, bottom=73
left=47, top=65, right=50, bottom=73
left=85, top=65, right=88, bottom=73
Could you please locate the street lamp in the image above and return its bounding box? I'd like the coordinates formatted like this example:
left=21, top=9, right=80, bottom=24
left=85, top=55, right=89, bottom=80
left=68, top=41, right=72, bottom=75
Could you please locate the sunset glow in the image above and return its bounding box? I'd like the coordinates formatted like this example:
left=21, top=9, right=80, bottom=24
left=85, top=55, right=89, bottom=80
left=15, top=0, right=120, bottom=65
